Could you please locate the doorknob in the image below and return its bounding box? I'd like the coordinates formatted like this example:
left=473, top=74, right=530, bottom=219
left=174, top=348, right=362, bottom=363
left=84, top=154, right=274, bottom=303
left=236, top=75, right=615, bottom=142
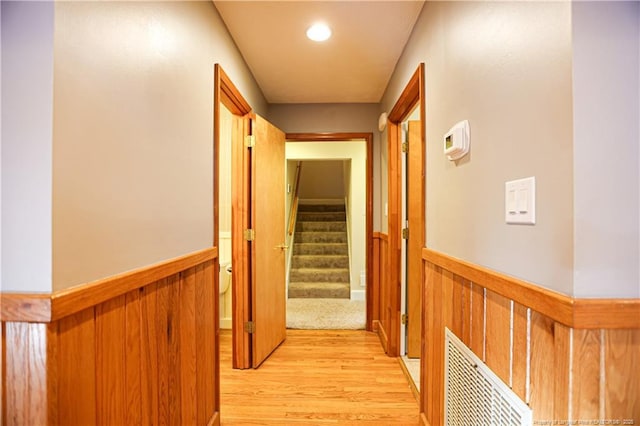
left=274, top=243, right=289, bottom=250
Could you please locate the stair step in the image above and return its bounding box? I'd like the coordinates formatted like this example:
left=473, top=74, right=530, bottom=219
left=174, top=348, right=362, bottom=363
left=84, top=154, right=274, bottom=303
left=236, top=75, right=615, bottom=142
left=296, top=212, right=347, bottom=222
left=295, top=232, right=347, bottom=243
left=288, top=282, right=350, bottom=299
left=298, top=204, right=345, bottom=213
left=289, top=268, right=350, bottom=283
left=296, top=221, right=346, bottom=232
left=293, top=243, right=348, bottom=255
left=291, top=255, right=349, bottom=269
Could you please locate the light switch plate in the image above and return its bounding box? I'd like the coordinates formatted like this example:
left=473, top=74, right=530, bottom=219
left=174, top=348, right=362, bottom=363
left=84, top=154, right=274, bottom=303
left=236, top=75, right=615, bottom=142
left=505, top=177, right=535, bottom=225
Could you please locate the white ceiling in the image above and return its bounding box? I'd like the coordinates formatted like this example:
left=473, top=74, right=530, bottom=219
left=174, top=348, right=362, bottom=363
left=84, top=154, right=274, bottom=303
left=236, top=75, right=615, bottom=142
left=213, top=1, right=425, bottom=104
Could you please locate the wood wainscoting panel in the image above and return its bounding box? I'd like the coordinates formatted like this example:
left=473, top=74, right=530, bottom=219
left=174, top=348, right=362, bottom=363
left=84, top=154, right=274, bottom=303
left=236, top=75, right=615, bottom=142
left=511, top=303, right=529, bottom=402
left=3, top=322, right=53, bottom=426
left=372, top=233, right=382, bottom=328
left=376, top=234, right=390, bottom=353
left=529, top=311, right=556, bottom=419
left=553, top=323, right=571, bottom=422
left=572, top=329, right=601, bottom=420
left=96, top=295, right=127, bottom=425
left=422, top=262, right=441, bottom=424
left=484, top=290, right=511, bottom=387
left=141, top=283, right=160, bottom=425
left=604, top=329, right=640, bottom=421
left=420, top=249, right=639, bottom=426
left=179, top=268, right=198, bottom=425
left=125, top=289, right=144, bottom=425
left=459, top=277, right=472, bottom=347
left=155, top=278, right=172, bottom=424
left=1, top=250, right=219, bottom=426
left=57, top=307, right=96, bottom=425
left=167, top=273, right=183, bottom=425
left=196, top=262, right=217, bottom=424
left=469, top=283, right=485, bottom=360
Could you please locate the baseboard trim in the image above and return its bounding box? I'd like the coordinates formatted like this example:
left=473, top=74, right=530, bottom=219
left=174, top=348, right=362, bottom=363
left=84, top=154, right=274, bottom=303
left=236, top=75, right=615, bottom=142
left=397, top=357, right=420, bottom=402
left=420, top=413, right=431, bottom=426
left=350, top=289, right=365, bottom=301
left=220, top=318, right=232, bottom=330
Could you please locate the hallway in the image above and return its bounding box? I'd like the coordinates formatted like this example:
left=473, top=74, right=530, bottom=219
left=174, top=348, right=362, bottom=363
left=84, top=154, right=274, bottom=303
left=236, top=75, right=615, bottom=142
left=219, top=330, right=420, bottom=425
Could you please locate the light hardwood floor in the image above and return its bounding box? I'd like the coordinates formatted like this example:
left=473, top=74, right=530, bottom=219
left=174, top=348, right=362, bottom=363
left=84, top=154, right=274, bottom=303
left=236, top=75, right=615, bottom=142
left=220, top=329, right=420, bottom=425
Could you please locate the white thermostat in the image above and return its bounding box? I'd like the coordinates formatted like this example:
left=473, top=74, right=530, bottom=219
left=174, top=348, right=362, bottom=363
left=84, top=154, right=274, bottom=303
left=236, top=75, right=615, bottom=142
left=444, top=120, right=470, bottom=161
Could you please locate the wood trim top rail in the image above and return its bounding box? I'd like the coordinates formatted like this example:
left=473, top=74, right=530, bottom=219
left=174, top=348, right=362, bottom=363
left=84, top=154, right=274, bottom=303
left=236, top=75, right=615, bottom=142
left=573, top=298, right=640, bottom=329
left=423, top=248, right=640, bottom=329
left=0, top=293, right=52, bottom=323
left=373, top=232, right=389, bottom=241
left=1, top=247, right=218, bottom=323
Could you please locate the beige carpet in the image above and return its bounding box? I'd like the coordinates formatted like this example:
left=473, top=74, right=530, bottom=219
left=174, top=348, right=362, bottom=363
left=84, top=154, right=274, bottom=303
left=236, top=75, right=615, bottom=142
left=286, top=298, right=366, bottom=330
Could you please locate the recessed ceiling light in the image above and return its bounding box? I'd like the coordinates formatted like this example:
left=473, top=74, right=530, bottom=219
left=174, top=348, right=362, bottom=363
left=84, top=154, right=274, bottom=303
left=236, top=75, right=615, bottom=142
left=306, top=23, right=331, bottom=42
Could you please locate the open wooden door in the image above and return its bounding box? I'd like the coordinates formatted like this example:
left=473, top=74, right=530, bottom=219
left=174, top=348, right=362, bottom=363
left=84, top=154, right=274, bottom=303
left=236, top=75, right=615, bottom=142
left=232, top=114, right=287, bottom=369
left=250, top=115, right=287, bottom=367
left=406, top=120, right=423, bottom=358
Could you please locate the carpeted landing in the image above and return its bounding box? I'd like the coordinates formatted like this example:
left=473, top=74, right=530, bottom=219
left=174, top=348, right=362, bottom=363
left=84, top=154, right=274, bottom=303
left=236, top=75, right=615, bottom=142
left=286, top=298, right=366, bottom=330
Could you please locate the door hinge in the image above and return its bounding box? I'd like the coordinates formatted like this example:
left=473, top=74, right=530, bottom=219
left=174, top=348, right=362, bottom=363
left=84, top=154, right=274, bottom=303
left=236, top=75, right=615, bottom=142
left=244, top=321, right=255, bottom=334
left=401, top=142, right=408, bottom=153
left=244, top=135, right=255, bottom=148
left=401, top=314, right=408, bottom=325
left=402, top=227, right=409, bottom=239
left=244, top=229, right=255, bottom=241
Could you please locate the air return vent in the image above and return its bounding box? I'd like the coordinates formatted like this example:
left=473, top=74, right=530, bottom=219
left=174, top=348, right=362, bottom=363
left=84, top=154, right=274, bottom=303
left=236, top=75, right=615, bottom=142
left=444, top=328, right=532, bottom=426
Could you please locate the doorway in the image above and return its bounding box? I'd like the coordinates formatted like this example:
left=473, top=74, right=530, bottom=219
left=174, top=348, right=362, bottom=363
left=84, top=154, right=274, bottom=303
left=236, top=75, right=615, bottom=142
left=285, top=147, right=366, bottom=329
left=382, top=64, right=425, bottom=395
left=215, top=68, right=376, bottom=370
left=215, top=65, right=287, bottom=369
left=286, top=134, right=374, bottom=331
left=400, top=103, right=423, bottom=392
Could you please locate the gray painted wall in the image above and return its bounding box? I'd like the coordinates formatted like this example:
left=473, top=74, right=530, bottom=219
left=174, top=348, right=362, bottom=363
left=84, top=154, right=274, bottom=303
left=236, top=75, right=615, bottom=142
left=572, top=2, right=639, bottom=298
left=1, top=1, right=267, bottom=292
left=1, top=2, right=55, bottom=292
left=381, top=1, right=639, bottom=297
left=381, top=2, right=575, bottom=295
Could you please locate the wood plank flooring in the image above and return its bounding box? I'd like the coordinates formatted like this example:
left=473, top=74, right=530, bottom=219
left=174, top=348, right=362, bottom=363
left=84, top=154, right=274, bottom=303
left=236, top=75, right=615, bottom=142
left=220, top=329, right=420, bottom=425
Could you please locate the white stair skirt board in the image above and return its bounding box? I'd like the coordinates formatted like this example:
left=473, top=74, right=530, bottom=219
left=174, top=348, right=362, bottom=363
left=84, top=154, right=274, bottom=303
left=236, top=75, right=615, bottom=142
left=350, top=289, right=365, bottom=301
left=220, top=318, right=232, bottom=329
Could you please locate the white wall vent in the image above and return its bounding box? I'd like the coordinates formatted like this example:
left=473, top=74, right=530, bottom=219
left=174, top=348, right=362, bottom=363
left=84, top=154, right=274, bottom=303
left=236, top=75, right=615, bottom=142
left=444, top=328, right=532, bottom=426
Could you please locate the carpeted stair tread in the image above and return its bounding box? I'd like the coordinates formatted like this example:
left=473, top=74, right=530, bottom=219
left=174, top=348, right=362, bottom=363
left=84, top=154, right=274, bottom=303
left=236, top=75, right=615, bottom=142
left=293, top=243, right=348, bottom=255
left=291, top=255, right=349, bottom=269
left=289, top=268, right=350, bottom=283
left=298, top=204, right=346, bottom=212
left=288, top=282, right=351, bottom=299
left=297, top=212, right=347, bottom=222
left=295, top=232, right=347, bottom=243
left=296, top=221, right=347, bottom=232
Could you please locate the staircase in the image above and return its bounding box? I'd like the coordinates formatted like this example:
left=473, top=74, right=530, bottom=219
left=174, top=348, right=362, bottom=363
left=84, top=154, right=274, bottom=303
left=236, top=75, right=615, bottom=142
left=288, top=203, right=350, bottom=299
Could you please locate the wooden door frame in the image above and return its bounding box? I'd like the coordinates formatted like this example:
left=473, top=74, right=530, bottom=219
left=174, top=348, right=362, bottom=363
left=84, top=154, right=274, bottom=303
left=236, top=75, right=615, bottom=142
left=214, top=64, right=253, bottom=369
left=286, top=133, right=374, bottom=331
left=385, top=63, right=425, bottom=356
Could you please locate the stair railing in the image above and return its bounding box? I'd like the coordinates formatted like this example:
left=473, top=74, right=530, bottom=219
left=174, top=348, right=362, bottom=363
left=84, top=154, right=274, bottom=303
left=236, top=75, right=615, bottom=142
left=287, top=161, right=302, bottom=236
